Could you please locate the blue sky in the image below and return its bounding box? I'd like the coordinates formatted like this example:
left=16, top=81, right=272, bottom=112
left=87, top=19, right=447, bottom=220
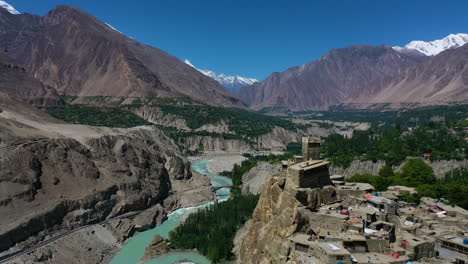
left=10, top=0, right=468, bottom=80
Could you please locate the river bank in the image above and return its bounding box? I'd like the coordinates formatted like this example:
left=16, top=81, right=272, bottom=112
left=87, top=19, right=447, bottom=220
left=110, top=155, right=244, bottom=264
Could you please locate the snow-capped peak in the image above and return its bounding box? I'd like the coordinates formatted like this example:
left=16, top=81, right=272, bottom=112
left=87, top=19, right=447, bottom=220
left=393, top=33, right=468, bottom=56
left=184, top=59, right=196, bottom=68
left=0, top=1, right=20, bottom=15
left=185, top=59, right=258, bottom=94
left=105, top=23, right=122, bottom=34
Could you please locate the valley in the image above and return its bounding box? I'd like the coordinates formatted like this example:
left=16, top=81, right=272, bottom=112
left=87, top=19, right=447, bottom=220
left=0, top=1, right=467, bottom=264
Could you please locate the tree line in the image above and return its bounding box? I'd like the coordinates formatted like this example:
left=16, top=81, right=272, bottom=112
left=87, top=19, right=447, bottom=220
left=348, top=159, right=468, bottom=209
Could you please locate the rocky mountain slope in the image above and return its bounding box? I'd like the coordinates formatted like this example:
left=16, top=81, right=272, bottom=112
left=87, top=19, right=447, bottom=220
left=0, top=5, right=242, bottom=107
left=237, top=45, right=426, bottom=111
left=358, top=42, right=468, bottom=105
left=0, top=95, right=213, bottom=257
left=185, top=59, right=258, bottom=94
left=0, top=52, right=62, bottom=106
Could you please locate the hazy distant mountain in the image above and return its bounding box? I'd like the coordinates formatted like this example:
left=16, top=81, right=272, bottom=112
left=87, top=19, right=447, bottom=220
left=237, top=45, right=426, bottom=111
left=393, top=33, right=468, bottom=56
left=0, top=1, right=19, bottom=15
left=185, top=60, right=258, bottom=94
left=0, top=5, right=243, bottom=107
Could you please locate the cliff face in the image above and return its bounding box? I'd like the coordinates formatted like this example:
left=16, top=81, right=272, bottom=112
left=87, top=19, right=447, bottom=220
left=238, top=175, right=338, bottom=264
left=241, top=162, right=283, bottom=195
left=0, top=96, right=192, bottom=253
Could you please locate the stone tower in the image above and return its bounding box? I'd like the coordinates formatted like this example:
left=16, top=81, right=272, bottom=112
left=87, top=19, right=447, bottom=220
left=302, top=137, right=321, bottom=161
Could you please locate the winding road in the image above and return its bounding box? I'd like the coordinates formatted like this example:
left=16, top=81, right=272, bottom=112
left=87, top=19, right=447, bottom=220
left=0, top=210, right=143, bottom=264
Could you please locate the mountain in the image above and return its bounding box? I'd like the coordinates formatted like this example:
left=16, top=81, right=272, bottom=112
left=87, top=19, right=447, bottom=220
left=360, top=42, right=468, bottom=105
left=184, top=59, right=258, bottom=94
left=393, top=33, right=468, bottom=56
left=237, top=45, right=426, bottom=111
left=0, top=52, right=62, bottom=106
left=0, top=1, right=19, bottom=15
left=0, top=5, right=243, bottom=107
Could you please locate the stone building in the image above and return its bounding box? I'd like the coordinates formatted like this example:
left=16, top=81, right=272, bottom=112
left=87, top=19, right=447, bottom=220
left=302, top=137, right=321, bottom=160
left=287, top=160, right=333, bottom=189
left=286, top=137, right=333, bottom=189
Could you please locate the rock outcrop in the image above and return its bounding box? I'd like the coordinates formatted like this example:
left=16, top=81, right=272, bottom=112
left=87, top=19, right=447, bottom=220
left=132, top=106, right=190, bottom=130
left=241, top=162, right=283, bottom=195
left=0, top=96, right=201, bottom=256
left=138, top=235, right=171, bottom=264
left=238, top=176, right=338, bottom=264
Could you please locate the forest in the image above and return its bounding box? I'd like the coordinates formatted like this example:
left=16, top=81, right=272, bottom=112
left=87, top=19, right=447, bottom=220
left=47, top=96, right=306, bottom=143
left=168, top=195, right=259, bottom=263
left=296, top=104, right=468, bottom=129
left=347, top=159, right=468, bottom=209
left=46, top=105, right=151, bottom=128
left=321, top=124, right=468, bottom=167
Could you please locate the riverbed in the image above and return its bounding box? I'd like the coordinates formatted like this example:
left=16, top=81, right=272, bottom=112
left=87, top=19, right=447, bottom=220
left=110, top=157, right=235, bottom=264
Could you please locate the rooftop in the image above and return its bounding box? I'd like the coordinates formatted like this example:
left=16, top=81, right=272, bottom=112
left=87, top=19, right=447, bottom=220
left=289, top=160, right=330, bottom=171
left=318, top=241, right=350, bottom=255
left=351, top=252, right=410, bottom=264
left=437, top=234, right=468, bottom=246
left=338, top=182, right=375, bottom=191
left=366, top=196, right=395, bottom=205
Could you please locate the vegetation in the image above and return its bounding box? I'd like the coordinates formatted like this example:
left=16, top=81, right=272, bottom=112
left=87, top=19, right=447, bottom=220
left=348, top=159, right=467, bottom=209
left=46, top=105, right=151, bottom=128
left=47, top=96, right=307, bottom=147
left=153, top=104, right=300, bottom=138
left=169, top=194, right=259, bottom=263
left=295, top=104, right=468, bottom=130
left=322, top=124, right=468, bottom=167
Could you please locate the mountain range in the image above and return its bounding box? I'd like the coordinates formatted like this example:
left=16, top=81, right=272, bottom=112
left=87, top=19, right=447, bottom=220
left=0, top=0, right=19, bottom=15
left=238, top=33, right=468, bottom=111
left=0, top=1, right=466, bottom=112
left=393, top=33, right=468, bottom=56
left=0, top=4, right=243, bottom=107
left=184, top=59, right=258, bottom=94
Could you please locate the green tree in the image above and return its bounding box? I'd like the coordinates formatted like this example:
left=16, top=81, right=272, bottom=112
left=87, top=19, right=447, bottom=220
left=378, top=165, right=394, bottom=178
left=399, top=159, right=436, bottom=186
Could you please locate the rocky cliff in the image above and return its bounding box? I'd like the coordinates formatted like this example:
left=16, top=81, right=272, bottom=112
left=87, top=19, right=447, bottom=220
left=238, top=176, right=338, bottom=263
left=241, top=162, right=283, bottom=195
left=0, top=96, right=210, bottom=258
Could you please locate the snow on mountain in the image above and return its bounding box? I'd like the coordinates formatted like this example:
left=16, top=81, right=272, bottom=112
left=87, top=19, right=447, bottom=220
left=393, top=33, right=468, bottom=56
left=185, top=59, right=258, bottom=94
left=105, top=23, right=122, bottom=34
left=0, top=0, right=19, bottom=15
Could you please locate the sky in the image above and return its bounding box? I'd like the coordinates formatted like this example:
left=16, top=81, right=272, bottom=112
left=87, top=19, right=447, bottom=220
left=9, top=0, right=468, bottom=80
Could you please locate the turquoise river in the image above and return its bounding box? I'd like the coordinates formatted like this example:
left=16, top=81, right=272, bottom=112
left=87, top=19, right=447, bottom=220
left=110, top=158, right=232, bottom=264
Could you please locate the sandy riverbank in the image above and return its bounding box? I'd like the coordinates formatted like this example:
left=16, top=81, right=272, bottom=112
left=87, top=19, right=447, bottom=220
left=189, top=154, right=247, bottom=174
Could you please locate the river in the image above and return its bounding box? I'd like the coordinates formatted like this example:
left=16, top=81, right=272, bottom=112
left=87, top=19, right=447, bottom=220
left=110, top=158, right=232, bottom=264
